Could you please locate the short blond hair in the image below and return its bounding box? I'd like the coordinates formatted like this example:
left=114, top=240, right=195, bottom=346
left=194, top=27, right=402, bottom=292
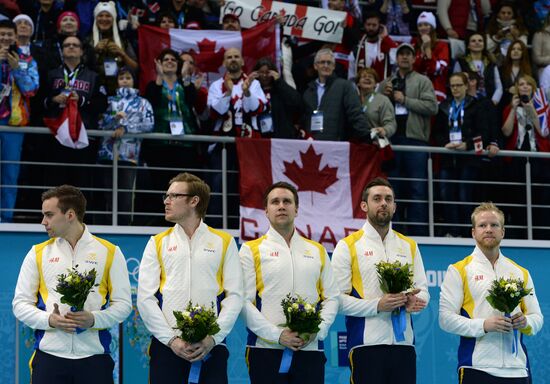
left=471, top=202, right=505, bottom=228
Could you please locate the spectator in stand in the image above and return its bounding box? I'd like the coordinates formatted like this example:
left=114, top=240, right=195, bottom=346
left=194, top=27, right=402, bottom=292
left=187, top=0, right=221, bottom=29
left=160, top=0, right=206, bottom=29
left=380, top=42, right=438, bottom=236
left=43, top=35, right=107, bottom=191
left=303, top=48, right=370, bottom=141
left=437, top=0, right=492, bottom=40
left=92, top=1, right=138, bottom=96
left=355, top=67, right=396, bottom=141
left=143, top=48, right=199, bottom=176
left=355, top=11, right=398, bottom=82
left=413, top=11, right=449, bottom=103
left=179, top=51, right=208, bottom=129
left=379, top=0, right=412, bottom=36
left=325, top=0, right=361, bottom=79
left=499, top=40, right=533, bottom=108
left=465, top=70, right=502, bottom=208
left=221, top=13, right=241, bottom=31
left=98, top=67, right=154, bottom=225
left=433, top=72, right=484, bottom=237
left=249, top=57, right=304, bottom=138
left=454, top=33, right=503, bottom=107
left=13, top=15, right=34, bottom=56
left=156, top=10, right=177, bottom=29
left=501, top=75, right=550, bottom=238
left=532, top=12, right=550, bottom=90
left=485, top=1, right=528, bottom=66
left=62, top=0, right=99, bottom=37
left=207, top=47, right=266, bottom=227
left=0, top=19, right=38, bottom=222
left=29, top=0, right=62, bottom=47
left=208, top=47, right=266, bottom=137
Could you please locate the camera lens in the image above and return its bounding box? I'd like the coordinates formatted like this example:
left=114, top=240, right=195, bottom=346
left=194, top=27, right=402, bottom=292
left=525, top=124, right=533, bottom=131
left=520, top=95, right=530, bottom=103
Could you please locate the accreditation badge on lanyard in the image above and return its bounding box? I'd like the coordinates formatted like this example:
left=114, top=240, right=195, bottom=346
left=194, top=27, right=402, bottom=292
left=311, top=110, right=324, bottom=132
left=167, top=85, right=184, bottom=135
left=448, top=100, right=464, bottom=144
left=259, top=113, right=274, bottom=134
left=104, top=59, right=118, bottom=77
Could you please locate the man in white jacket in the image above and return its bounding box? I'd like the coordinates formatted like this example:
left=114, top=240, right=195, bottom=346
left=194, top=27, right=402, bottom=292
left=331, top=177, right=429, bottom=384
left=239, top=181, right=339, bottom=384
left=137, top=172, right=243, bottom=383
left=12, top=185, right=132, bottom=384
left=439, top=202, right=543, bottom=383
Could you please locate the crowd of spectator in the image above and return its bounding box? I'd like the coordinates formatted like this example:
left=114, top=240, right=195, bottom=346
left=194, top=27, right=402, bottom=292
left=0, top=0, right=549, bottom=238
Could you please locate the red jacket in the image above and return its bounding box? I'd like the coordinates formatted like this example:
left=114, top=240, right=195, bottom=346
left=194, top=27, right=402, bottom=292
left=413, top=38, right=450, bottom=103
left=355, top=35, right=398, bottom=81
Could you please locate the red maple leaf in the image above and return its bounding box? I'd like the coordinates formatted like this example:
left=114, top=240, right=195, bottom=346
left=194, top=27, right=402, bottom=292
left=283, top=145, right=339, bottom=194
left=189, top=39, right=226, bottom=73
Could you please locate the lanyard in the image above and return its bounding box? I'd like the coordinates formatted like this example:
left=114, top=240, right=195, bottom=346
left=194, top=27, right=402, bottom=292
left=164, top=81, right=182, bottom=117
left=448, top=99, right=464, bottom=129
left=63, top=66, right=81, bottom=89
left=362, top=93, right=374, bottom=113
left=1, top=62, right=9, bottom=85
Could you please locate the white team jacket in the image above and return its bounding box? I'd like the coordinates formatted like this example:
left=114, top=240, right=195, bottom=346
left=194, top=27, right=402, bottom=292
left=239, top=227, right=340, bottom=350
left=12, top=227, right=132, bottom=359
left=137, top=222, right=243, bottom=346
left=439, top=246, right=543, bottom=378
left=331, top=221, right=430, bottom=350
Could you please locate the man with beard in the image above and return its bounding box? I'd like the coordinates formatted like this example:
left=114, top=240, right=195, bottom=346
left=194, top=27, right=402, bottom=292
left=239, top=182, right=339, bottom=383
left=208, top=47, right=266, bottom=137
left=331, top=177, right=429, bottom=384
left=439, top=203, right=543, bottom=384
left=355, top=11, right=398, bottom=81
left=137, top=172, right=243, bottom=383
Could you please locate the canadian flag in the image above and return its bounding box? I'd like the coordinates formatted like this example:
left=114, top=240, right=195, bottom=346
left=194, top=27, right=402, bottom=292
left=43, top=99, right=88, bottom=149
left=137, top=21, right=279, bottom=92
left=237, top=138, right=385, bottom=251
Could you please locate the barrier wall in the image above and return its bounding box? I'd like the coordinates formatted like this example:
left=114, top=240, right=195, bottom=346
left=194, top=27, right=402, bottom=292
left=1, top=230, right=549, bottom=383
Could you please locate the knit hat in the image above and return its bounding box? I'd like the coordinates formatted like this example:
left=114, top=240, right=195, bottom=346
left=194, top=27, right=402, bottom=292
left=92, top=1, right=122, bottom=49
left=13, top=14, right=34, bottom=36
left=57, top=11, right=80, bottom=33
left=417, top=11, right=436, bottom=29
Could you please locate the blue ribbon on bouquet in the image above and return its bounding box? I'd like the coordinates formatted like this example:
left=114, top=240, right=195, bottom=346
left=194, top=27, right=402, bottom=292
left=188, top=353, right=211, bottom=383
left=70, top=306, right=85, bottom=334
left=391, top=306, right=407, bottom=342
left=505, top=313, right=518, bottom=356
left=278, top=348, right=293, bottom=374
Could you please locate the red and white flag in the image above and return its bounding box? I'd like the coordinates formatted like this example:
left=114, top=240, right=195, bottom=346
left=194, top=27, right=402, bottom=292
left=237, top=138, right=385, bottom=251
left=138, top=21, right=279, bottom=91
left=43, top=99, right=88, bottom=149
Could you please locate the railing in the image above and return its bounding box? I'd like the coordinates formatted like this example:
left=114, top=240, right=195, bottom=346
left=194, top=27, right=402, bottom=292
left=1, top=125, right=549, bottom=239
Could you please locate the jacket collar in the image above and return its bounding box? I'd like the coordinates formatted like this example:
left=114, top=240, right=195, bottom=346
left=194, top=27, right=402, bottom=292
left=361, top=219, right=394, bottom=242
left=267, top=225, right=299, bottom=246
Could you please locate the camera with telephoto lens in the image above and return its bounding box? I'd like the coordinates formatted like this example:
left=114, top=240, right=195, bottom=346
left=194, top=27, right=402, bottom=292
left=8, top=43, right=17, bottom=55
left=391, top=77, right=405, bottom=93
left=520, top=94, right=530, bottom=104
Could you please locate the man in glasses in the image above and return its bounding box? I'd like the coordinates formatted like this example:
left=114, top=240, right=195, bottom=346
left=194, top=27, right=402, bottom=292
left=302, top=48, right=370, bottom=142
left=137, top=172, right=243, bottom=383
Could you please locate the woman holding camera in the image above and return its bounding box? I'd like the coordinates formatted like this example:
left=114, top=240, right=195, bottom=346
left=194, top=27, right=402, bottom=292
left=501, top=74, right=550, bottom=238
left=433, top=72, right=484, bottom=236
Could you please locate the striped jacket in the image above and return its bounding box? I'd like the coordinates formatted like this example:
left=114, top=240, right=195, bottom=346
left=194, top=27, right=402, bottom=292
left=137, top=222, right=243, bottom=345
left=331, top=221, right=430, bottom=350
left=439, top=247, right=543, bottom=378
left=12, top=227, right=132, bottom=359
left=239, top=227, right=339, bottom=350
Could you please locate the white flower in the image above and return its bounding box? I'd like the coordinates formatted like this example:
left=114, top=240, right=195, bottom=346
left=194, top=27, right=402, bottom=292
left=64, top=274, right=74, bottom=283
left=292, top=303, right=299, bottom=310
left=510, top=293, right=515, bottom=298
left=287, top=307, right=293, bottom=313
left=182, top=311, right=191, bottom=318
left=305, top=303, right=313, bottom=312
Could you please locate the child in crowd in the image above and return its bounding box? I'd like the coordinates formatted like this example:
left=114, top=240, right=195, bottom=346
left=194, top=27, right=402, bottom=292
left=98, top=67, right=154, bottom=225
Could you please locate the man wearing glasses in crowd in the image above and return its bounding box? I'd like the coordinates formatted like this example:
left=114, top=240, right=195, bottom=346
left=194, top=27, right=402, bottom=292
left=137, top=172, right=243, bottom=383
